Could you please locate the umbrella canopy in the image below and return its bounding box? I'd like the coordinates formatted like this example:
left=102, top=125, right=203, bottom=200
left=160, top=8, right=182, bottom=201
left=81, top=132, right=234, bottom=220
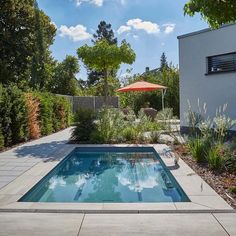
left=117, top=81, right=167, bottom=110
left=117, top=81, right=167, bottom=92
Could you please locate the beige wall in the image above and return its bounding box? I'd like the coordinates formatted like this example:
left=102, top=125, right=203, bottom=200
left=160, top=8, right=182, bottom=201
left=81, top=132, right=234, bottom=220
left=178, top=24, right=236, bottom=130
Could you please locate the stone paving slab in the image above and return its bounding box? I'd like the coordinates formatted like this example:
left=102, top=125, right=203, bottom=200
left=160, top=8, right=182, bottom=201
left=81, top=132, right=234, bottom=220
left=214, top=213, right=236, bottom=236
left=0, top=128, right=72, bottom=189
left=0, top=212, right=235, bottom=236
left=79, top=213, right=231, bottom=236
left=0, top=212, right=83, bottom=236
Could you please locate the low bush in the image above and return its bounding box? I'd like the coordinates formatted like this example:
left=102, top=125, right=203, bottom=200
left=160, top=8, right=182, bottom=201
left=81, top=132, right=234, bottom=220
left=207, top=145, right=224, bottom=171
left=149, top=131, right=161, bottom=144
left=71, top=108, right=96, bottom=142
left=71, top=107, right=162, bottom=144
left=188, top=137, right=209, bottom=163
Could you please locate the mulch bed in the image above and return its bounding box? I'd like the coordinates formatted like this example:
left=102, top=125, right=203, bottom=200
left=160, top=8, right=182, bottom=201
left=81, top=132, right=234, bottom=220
left=173, top=144, right=236, bottom=209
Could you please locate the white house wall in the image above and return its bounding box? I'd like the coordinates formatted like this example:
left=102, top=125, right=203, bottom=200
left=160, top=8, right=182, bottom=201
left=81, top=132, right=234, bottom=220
left=178, top=24, right=236, bottom=131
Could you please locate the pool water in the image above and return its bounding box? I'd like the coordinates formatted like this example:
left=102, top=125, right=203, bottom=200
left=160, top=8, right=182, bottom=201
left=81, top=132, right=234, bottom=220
left=20, top=147, right=189, bottom=203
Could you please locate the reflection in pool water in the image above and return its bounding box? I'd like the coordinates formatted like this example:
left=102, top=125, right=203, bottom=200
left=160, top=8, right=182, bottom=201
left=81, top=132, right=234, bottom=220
left=20, top=148, right=189, bottom=203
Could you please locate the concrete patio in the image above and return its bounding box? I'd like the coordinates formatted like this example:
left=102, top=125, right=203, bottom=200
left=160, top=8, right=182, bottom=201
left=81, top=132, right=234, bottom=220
left=0, top=128, right=235, bottom=235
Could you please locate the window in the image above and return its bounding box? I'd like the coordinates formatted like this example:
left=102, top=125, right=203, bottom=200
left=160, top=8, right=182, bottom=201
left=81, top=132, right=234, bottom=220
left=207, top=52, right=236, bottom=74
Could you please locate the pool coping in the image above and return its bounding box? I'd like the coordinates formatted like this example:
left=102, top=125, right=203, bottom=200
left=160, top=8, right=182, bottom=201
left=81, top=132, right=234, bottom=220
left=0, top=144, right=233, bottom=213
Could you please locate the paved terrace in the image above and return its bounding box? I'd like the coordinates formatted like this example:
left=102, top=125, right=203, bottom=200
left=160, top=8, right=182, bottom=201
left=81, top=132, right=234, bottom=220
left=0, top=128, right=235, bottom=236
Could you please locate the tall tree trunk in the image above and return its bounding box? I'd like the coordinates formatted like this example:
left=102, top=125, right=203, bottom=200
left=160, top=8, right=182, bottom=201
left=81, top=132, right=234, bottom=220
left=104, top=69, right=109, bottom=106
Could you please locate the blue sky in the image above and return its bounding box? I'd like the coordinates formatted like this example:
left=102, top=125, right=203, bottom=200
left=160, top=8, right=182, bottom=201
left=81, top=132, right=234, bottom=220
left=38, top=0, right=207, bottom=80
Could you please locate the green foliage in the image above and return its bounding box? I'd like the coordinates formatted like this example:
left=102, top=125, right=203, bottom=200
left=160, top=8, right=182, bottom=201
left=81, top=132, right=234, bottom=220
left=34, top=92, right=54, bottom=135
left=229, top=186, right=236, bottom=194
left=149, top=131, right=161, bottom=144
left=78, top=39, right=136, bottom=102
left=49, top=56, right=80, bottom=96
left=53, top=96, right=72, bottom=131
left=0, top=0, right=56, bottom=88
left=0, top=85, right=28, bottom=146
left=121, top=127, right=138, bottom=142
left=71, top=107, right=162, bottom=144
left=119, top=65, right=179, bottom=117
left=207, top=145, right=224, bottom=171
left=184, top=0, right=236, bottom=28
left=160, top=52, right=168, bottom=71
left=72, top=108, right=96, bottom=142
left=188, top=137, right=209, bottom=163
left=8, top=86, right=28, bottom=144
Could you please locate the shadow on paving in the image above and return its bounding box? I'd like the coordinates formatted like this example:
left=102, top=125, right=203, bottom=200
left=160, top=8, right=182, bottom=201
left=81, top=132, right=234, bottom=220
left=14, top=141, right=67, bottom=161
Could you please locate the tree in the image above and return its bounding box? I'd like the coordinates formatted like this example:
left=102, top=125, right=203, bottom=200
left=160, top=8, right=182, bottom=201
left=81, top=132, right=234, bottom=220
left=31, top=0, right=57, bottom=90
left=92, top=21, right=117, bottom=45
left=0, top=0, right=35, bottom=84
left=87, top=21, right=118, bottom=86
left=50, top=56, right=80, bottom=96
left=184, top=0, right=236, bottom=28
left=0, top=0, right=56, bottom=88
left=77, top=39, right=136, bottom=104
left=160, top=52, right=168, bottom=71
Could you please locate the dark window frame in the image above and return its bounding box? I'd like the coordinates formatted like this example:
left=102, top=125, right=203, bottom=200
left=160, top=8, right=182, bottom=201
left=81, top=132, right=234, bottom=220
left=206, top=52, right=236, bottom=75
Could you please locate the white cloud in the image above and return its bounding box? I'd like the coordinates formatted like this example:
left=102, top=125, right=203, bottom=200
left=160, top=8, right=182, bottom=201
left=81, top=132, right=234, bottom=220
left=120, top=0, right=126, bottom=5
left=117, top=25, right=131, bottom=34
left=163, top=23, right=176, bottom=34
left=133, top=34, right=139, bottom=40
left=75, top=0, right=103, bottom=7
left=118, top=18, right=160, bottom=35
left=59, top=25, right=92, bottom=41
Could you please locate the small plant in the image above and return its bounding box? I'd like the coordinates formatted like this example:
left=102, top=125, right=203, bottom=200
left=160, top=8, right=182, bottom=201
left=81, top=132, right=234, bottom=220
left=122, top=127, right=137, bottom=142
left=229, top=186, right=236, bottom=194
left=207, top=145, right=224, bottom=171
left=149, top=131, right=160, bottom=144
left=71, top=108, right=96, bottom=142
left=188, top=137, right=208, bottom=163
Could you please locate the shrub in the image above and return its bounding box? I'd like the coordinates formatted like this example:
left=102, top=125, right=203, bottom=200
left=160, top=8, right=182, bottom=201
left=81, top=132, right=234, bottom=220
left=122, top=127, right=138, bottom=142
left=188, top=137, right=209, bottom=163
left=230, top=186, right=236, bottom=194
left=9, top=86, right=28, bottom=144
left=207, top=145, right=224, bottom=171
left=95, top=108, right=126, bottom=143
left=71, top=108, right=96, bottom=142
left=0, top=85, right=12, bottom=146
left=34, top=92, right=54, bottom=135
left=53, top=96, right=72, bottom=131
left=25, top=93, right=41, bottom=139
left=149, top=131, right=160, bottom=144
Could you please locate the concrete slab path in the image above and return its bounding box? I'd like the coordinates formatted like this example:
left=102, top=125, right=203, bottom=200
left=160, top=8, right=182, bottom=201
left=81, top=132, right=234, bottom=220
left=0, top=212, right=235, bottom=236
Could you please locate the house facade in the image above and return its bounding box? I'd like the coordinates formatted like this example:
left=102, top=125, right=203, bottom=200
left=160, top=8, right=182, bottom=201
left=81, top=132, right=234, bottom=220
left=178, top=23, right=236, bottom=132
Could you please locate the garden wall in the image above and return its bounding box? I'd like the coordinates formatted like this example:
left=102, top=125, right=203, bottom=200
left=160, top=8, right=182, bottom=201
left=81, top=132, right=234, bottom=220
left=57, top=95, right=119, bottom=113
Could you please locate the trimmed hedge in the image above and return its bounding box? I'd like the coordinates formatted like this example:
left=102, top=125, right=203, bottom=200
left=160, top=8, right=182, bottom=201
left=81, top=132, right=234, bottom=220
left=0, top=85, right=72, bottom=149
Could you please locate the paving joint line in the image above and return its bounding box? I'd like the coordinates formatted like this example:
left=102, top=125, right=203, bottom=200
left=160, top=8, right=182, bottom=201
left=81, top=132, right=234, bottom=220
left=212, top=213, right=231, bottom=236
left=77, top=213, right=85, bottom=236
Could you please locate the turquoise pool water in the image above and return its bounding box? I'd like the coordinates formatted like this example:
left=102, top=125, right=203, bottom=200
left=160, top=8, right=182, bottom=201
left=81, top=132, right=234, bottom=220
left=20, top=147, right=189, bottom=203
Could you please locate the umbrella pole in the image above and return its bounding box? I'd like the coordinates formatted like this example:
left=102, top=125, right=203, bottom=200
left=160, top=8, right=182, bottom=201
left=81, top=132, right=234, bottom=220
left=161, top=89, right=167, bottom=111
left=162, top=90, right=164, bottom=111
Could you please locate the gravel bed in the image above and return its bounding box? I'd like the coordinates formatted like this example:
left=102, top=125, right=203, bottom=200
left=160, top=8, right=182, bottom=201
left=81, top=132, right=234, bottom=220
left=174, top=145, right=236, bottom=209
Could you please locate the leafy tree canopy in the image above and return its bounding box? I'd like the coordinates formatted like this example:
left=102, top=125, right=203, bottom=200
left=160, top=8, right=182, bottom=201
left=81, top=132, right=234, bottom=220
left=49, top=56, right=80, bottom=96
left=0, top=0, right=56, bottom=88
left=78, top=40, right=135, bottom=71
left=77, top=39, right=136, bottom=102
left=184, top=0, right=236, bottom=28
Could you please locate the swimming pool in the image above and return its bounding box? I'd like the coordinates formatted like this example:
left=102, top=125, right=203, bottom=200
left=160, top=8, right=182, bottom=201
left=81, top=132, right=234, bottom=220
left=20, top=147, right=189, bottom=203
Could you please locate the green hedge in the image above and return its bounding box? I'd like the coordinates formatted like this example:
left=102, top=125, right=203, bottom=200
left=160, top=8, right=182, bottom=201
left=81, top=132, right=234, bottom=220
left=0, top=84, right=72, bottom=149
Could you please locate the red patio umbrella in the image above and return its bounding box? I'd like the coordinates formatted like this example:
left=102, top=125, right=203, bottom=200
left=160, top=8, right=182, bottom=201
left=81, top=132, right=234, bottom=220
left=117, top=81, right=167, bottom=110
